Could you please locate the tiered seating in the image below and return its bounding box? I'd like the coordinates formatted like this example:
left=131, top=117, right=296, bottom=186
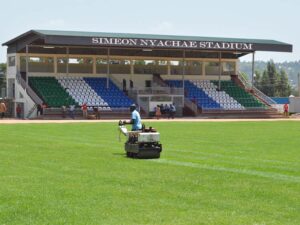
left=57, top=77, right=111, bottom=111
left=191, top=80, right=244, bottom=110
left=166, top=80, right=221, bottom=109
left=29, top=77, right=76, bottom=107
left=84, top=78, right=134, bottom=108
left=213, top=80, right=266, bottom=108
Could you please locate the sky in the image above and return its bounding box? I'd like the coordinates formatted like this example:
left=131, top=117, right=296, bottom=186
left=0, top=0, right=299, bottom=63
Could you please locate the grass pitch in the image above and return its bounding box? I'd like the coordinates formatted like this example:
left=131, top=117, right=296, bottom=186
left=0, top=121, right=299, bottom=225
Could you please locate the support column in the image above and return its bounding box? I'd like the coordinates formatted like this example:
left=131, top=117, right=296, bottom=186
left=218, top=52, right=222, bottom=90
left=130, top=60, right=133, bottom=86
left=167, top=61, right=171, bottom=75
left=235, top=60, right=239, bottom=75
left=202, top=62, right=206, bottom=79
left=93, top=56, right=96, bottom=75
left=298, top=73, right=300, bottom=97
left=107, top=48, right=110, bottom=89
left=130, top=60, right=134, bottom=75
left=25, top=45, right=29, bottom=89
left=54, top=55, right=57, bottom=75
left=182, top=50, right=186, bottom=89
left=66, top=47, right=69, bottom=76
left=252, top=51, right=255, bottom=88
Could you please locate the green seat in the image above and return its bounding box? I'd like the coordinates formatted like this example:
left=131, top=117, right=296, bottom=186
left=212, top=80, right=266, bottom=109
left=29, top=76, right=77, bottom=108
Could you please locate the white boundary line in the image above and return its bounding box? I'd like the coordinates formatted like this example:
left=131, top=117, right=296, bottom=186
left=150, top=159, right=300, bottom=183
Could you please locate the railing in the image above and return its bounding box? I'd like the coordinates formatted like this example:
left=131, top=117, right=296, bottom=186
left=237, top=72, right=251, bottom=89
left=184, top=97, right=198, bottom=115
left=129, top=87, right=184, bottom=95
left=26, top=104, right=37, bottom=119
left=16, top=72, right=43, bottom=105
left=153, top=74, right=168, bottom=87
left=252, top=86, right=277, bottom=106
left=109, top=76, right=123, bottom=91
left=237, top=72, right=277, bottom=106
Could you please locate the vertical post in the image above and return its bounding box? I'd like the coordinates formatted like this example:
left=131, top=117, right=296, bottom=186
left=130, top=60, right=133, bottom=90
left=107, top=48, right=110, bottom=89
left=25, top=45, right=29, bottom=89
left=182, top=50, right=186, bottom=90
left=218, top=52, right=221, bottom=90
left=252, top=51, right=255, bottom=88
left=54, top=55, right=57, bottom=75
left=202, top=62, right=206, bottom=78
left=298, top=73, right=300, bottom=97
left=92, top=56, right=96, bottom=75
left=66, top=47, right=69, bottom=76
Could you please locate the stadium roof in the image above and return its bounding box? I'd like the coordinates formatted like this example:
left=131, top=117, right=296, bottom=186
left=2, top=30, right=293, bottom=57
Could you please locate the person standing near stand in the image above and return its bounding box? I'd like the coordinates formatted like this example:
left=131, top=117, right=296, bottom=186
left=283, top=103, right=289, bottom=118
left=155, top=105, right=161, bottom=120
left=0, top=100, right=7, bottom=119
left=16, top=104, right=22, bottom=119
left=81, top=103, right=88, bottom=119
left=169, top=103, right=176, bottom=119
left=69, top=104, right=75, bottom=119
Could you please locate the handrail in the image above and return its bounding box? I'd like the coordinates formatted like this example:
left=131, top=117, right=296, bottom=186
left=237, top=72, right=277, bottom=106
left=109, top=76, right=123, bottom=91
left=26, top=104, right=38, bottom=119
left=129, top=87, right=184, bottom=95
left=252, top=86, right=277, bottom=105
left=153, top=74, right=167, bottom=87
left=184, top=97, right=198, bottom=115
left=238, top=72, right=251, bottom=89
left=16, top=72, right=43, bottom=105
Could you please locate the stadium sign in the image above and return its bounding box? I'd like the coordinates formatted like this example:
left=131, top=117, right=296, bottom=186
left=92, top=37, right=253, bottom=51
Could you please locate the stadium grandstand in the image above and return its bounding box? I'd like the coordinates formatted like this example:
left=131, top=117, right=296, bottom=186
left=2, top=30, right=292, bottom=118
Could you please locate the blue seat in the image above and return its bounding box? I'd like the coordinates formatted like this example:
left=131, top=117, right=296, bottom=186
left=166, top=80, right=221, bottom=110
left=84, top=78, right=134, bottom=108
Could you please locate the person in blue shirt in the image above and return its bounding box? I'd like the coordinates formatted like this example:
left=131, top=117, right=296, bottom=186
left=123, top=104, right=142, bottom=131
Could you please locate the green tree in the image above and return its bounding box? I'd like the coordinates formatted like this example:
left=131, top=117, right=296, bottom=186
left=0, top=63, right=6, bottom=89
left=259, top=70, right=270, bottom=96
left=254, top=70, right=261, bottom=89
left=254, top=60, right=292, bottom=97
left=278, top=69, right=291, bottom=96
left=266, top=60, right=277, bottom=96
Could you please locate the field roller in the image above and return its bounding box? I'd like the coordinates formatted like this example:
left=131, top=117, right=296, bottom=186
left=118, top=120, right=162, bottom=159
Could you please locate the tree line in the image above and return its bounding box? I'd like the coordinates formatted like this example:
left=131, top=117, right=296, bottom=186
left=240, top=60, right=297, bottom=97
left=253, top=60, right=292, bottom=97
left=0, top=63, right=6, bottom=90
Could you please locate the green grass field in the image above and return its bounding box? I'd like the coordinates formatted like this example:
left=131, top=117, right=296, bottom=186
left=0, top=121, right=299, bottom=225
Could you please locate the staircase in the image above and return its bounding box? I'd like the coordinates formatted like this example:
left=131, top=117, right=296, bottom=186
left=153, top=74, right=167, bottom=87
